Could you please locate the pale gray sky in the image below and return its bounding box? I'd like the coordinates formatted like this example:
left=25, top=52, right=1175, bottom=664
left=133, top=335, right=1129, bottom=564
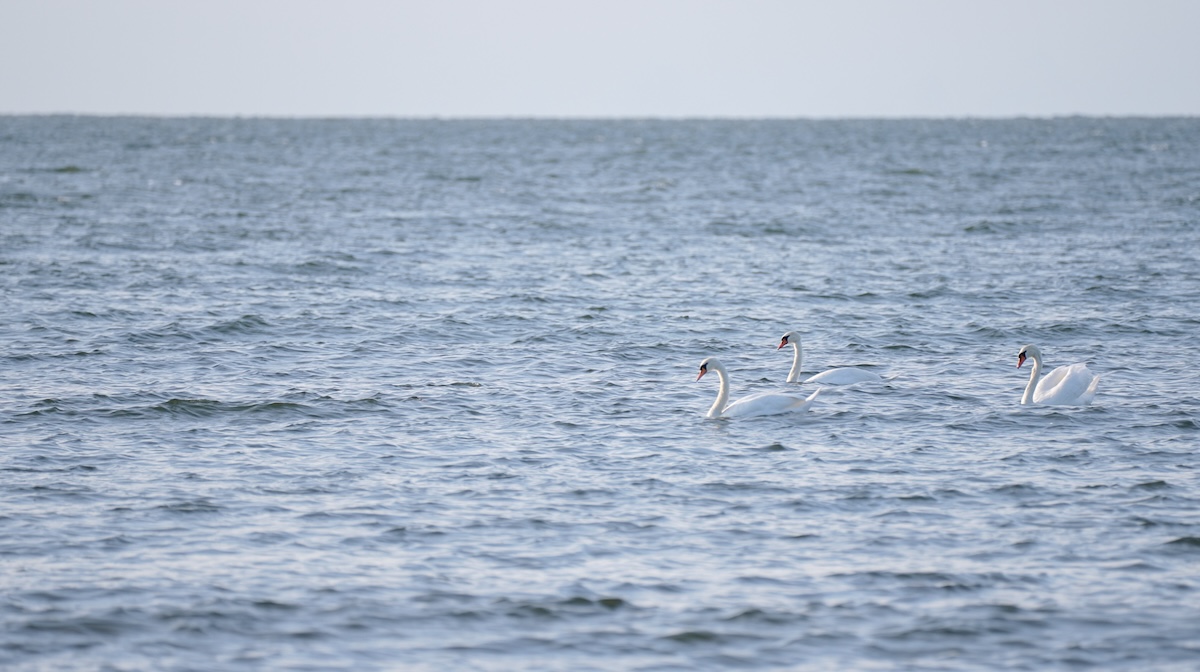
left=2, top=0, right=1197, bottom=117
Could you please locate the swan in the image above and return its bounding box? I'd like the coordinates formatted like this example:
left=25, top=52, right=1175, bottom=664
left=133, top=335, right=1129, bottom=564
left=778, top=331, right=882, bottom=385
left=697, top=357, right=820, bottom=418
left=1016, top=344, right=1099, bottom=405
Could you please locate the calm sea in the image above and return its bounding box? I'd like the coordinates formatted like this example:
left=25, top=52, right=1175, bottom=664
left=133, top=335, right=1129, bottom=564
left=2, top=116, right=1198, bottom=671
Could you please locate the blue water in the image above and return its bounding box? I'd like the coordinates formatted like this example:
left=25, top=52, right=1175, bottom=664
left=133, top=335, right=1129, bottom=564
left=2, top=116, right=1199, bottom=670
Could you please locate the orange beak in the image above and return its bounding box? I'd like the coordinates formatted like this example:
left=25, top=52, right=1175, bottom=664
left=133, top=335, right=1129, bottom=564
left=1017, top=353, right=1026, bottom=368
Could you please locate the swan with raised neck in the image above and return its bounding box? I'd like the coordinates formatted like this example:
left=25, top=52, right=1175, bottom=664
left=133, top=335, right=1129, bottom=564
left=697, top=356, right=819, bottom=418
left=1017, top=344, right=1100, bottom=405
left=778, top=331, right=882, bottom=385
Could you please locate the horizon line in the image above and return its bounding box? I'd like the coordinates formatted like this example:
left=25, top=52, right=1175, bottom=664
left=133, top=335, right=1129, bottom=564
left=3, top=112, right=1197, bottom=122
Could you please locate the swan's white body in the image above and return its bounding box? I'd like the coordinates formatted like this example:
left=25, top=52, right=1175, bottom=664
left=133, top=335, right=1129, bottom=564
left=1017, top=344, right=1099, bottom=406
left=697, top=357, right=820, bottom=418
left=779, top=331, right=882, bottom=385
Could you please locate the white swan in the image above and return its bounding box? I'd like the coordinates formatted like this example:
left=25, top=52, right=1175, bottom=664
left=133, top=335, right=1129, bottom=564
left=697, top=357, right=820, bottom=418
left=1016, top=344, right=1099, bottom=405
left=778, top=331, right=882, bottom=385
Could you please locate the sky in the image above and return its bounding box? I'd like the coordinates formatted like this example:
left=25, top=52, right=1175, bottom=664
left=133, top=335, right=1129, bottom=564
left=2, top=0, right=1198, bottom=118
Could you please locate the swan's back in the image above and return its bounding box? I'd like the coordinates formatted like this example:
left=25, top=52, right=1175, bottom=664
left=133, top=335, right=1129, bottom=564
left=1034, top=363, right=1099, bottom=405
left=806, top=367, right=882, bottom=385
left=722, top=389, right=820, bottom=418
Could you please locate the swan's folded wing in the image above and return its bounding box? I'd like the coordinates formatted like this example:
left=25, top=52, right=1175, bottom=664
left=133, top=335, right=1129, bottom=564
left=1078, top=370, right=1101, bottom=405
left=723, top=391, right=818, bottom=417
left=807, top=367, right=881, bottom=385
left=1034, top=363, right=1099, bottom=405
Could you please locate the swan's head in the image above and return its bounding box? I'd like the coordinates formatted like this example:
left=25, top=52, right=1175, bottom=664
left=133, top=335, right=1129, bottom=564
left=1017, top=344, right=1042, bottom=368
left=778, top=331, right=799, bottom=350
left=697, top=357, right=718, bottom=381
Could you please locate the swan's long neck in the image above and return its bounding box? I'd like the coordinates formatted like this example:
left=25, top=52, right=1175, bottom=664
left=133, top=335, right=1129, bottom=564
left=708, top=364, right=730, bottom=418
left=1021, top=354, right=1042, bottom=405
left=786, top=340, right=803, bottom=383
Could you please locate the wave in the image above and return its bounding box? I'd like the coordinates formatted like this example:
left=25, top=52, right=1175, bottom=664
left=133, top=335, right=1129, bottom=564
left=9, top=393, right=389, bottom=422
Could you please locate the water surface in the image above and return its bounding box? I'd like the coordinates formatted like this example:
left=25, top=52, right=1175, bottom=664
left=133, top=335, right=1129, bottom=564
left=2, top=116, right=1199, bottom=670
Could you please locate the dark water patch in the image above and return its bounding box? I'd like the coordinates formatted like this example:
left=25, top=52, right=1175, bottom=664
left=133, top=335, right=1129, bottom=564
left=1170, top=417, right=1200, bottom=430
left=1, top=464, right=98, bottom=474
left=1133, top=480, right=1171, bottom=490
left=240, top=527, right=297, bottom=545
left=844, top=571, right=1026, bottom=593
left=885, top=167, right=936, bottom=177
left=248, top=599, right=299, bottom=611
left=723, top=608, right=805, bottom=625
left=701, top=480, right=792, bottom=494
left=15, top=484, right=99, bottom=501
left=19, top=612, right=146, bottom=638
left=498, top=596, right=631, bottom=621
left=155, top=499, right=222, bottom=514
left=125, top=322, right=199, bottom=344
left=1116, top=561, right=1163, bottom=572
left=962, top=219, right=1023, bottom=234
left=0, top=191, right=41, bottom=207
left=990, top=483, right=1045, bottom=497
left=97, top=534, right=136, bottom=548
left=12, top=394, right=318, bottom=421
left=662, top=630, right=722, bottom=644
left=126, top=398, right=333, bottom=420
left=426, top=381, right=483, bottom=388
left=425, top=172, right=483, bottom=183
left=1163, top=537, right=1200, bottom=550
left=896, top=494, right=936, bottom=502
left=206, top=314, right=272, bottom=335
left=880, top=343, right=920, bottom=352
left=282, top=258, right=369, bottom=276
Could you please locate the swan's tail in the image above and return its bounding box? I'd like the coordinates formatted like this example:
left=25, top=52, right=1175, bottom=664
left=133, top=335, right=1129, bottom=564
left=1080, top=373, right=1100, bottom=405
left=789, top=387, right=821, bottom=412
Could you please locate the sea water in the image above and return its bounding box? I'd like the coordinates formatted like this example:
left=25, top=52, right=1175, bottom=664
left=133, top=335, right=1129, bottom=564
left=2, top=116, right=1198, bottom=670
